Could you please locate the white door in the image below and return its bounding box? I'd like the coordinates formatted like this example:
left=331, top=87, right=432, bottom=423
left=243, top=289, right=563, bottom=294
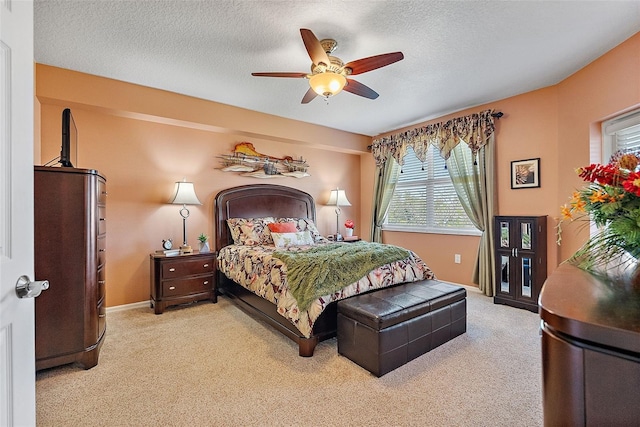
left=0, top=1, right=37, bottom=426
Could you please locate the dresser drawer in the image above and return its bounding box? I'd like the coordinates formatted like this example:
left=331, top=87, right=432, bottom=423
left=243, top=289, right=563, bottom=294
left=162, top=275, right=213, bottom=297
left=98, top=237, right=107, bottom=267
left=98, top=206, right=107, bottom=235
left=97, top=267, right=106, bottom=303
left=98, top=301, right=106, bottom=337
left=162, top=257, right=214, bottom=279
left=98, top=179, right=107, bottom=205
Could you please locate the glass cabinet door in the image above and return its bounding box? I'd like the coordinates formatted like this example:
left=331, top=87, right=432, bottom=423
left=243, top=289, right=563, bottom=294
left=520, top=256, right=533, bottom=298
left=520, top=221, right=532, bottom=250
left=500, top=221, right=510, bottom=248
left=500, top=254, right=510, bottom=293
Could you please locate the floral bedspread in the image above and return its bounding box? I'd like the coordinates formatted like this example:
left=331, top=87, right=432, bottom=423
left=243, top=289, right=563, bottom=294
left=216, top=242, right=435, bottom=338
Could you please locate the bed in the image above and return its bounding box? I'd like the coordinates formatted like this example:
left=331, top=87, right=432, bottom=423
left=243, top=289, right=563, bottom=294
left=214, top=184, right=434, bottom=356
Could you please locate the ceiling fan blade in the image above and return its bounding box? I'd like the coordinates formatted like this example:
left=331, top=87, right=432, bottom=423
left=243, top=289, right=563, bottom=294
left=301, top=87, right=318, bottom=104
left=343, top=78, right=379, bottom=99
left=251, top=72, right=308, bottom=78
left=344, top=52, right=404, bottom=75
left=300, top=28, right=330, bottom=67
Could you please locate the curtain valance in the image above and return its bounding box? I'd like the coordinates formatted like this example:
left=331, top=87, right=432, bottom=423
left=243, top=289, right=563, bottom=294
left=371, top=109, right=497, bottom=167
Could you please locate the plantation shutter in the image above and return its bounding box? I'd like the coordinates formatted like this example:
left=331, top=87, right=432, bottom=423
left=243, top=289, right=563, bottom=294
left=386, top=146, right=475, bottom=231
left=615, top=124, right=640, bottom=153
left=386, top=148, right=428, bottom=226
left=603, top=109, right=640, bottom=157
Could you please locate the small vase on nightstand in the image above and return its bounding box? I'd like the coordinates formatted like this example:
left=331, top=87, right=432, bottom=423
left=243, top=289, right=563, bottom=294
left=197, top=233, right=210, bottom=253
left=345, top=228, right=353, bottom=237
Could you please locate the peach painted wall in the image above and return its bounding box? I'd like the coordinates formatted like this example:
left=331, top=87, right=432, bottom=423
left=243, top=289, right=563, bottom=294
left=363, top=31, right=640, bottom=287
left=35, top=31, right=639, bottom=304
left=36, top=65, right=368, bottom=307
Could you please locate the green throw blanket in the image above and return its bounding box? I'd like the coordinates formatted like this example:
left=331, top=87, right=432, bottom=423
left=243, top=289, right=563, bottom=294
left=273, top=241, right=410, bottom=312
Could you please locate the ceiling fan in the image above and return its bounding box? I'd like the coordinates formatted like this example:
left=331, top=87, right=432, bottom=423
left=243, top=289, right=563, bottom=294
left=251, top=28, right=404, bottom=104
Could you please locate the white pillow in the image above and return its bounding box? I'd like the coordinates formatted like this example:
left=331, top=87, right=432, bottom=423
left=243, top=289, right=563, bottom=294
left=271, top=230, right=315, bottom=248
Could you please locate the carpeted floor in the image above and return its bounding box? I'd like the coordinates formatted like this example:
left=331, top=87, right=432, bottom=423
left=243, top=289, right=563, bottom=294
left=36, top=285, right=542, bottom=426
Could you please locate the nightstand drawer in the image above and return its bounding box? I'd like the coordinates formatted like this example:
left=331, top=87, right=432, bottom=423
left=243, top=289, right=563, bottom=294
left=162, top=257, right=214, bottom=279
left=163, top=275, right=213, bottom=297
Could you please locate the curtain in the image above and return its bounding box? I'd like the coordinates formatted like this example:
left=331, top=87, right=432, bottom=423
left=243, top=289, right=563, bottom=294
left=446, top=137, right=496, bottom=296
left=371, top=109, right=496, bottom=167
left=371, top=109, right=498, bottom=295
left=370, top=155, right=400, bottom=243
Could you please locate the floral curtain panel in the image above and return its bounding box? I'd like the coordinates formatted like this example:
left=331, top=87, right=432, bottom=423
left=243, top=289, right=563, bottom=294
left=371, top=109, right=497, bottom=166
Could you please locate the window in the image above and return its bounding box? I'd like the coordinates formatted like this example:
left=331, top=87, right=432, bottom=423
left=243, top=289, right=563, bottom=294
left=602, top=109, right=640, bottom=160
left=384, top=145, right=478, bottom=235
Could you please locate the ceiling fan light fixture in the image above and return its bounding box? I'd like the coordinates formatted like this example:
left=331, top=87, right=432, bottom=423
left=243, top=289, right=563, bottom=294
left=309, top=72, right=346, bottom=97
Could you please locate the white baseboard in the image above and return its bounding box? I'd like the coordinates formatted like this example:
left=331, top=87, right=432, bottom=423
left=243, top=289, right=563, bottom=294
left=106, top=300, right=151, bottom=313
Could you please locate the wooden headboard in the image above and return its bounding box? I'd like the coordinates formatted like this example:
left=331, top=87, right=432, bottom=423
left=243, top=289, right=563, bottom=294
left=214, top=184, right=316, bottom=251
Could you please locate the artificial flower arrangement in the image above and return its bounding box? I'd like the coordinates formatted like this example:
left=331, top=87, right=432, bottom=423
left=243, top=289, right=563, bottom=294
left=344, top=219, right=355, bottom=230
left=198, top=233, right=209, bottom=243
left=559, top=151, right=640, bottom=291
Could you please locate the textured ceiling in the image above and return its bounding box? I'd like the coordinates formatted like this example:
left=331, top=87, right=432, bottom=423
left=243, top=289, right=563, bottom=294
left=34, top=1, right=640, bottom=137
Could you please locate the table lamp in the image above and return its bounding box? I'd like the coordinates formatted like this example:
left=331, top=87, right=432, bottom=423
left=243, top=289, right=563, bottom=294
left=326, top=188, right=351, bottom=241
left=169, top=179, right=202, bottom=253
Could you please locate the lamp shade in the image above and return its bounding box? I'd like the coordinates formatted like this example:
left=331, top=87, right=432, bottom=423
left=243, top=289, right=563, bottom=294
left=326, top=188, right=351, bottom=207
left=309, top=72, right=347, bottom=97
left=169, top=181, right=202, bottom=205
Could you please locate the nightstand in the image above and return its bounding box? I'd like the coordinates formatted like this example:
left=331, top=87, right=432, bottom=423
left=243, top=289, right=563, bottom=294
left=150, top=251, right=217, bottom=314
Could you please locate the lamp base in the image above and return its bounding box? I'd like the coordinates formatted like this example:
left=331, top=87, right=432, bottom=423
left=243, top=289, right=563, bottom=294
left=180, top=245, right=193, bottom=254
left=335, top=233, right=343, bottom=242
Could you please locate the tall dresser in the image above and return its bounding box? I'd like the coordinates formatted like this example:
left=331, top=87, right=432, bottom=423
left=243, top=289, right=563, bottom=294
left=34, top=166, right=107, bottom=370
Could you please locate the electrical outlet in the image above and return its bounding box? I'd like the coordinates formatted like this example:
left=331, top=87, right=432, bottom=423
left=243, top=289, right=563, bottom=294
left=454, top=254, right=461, bottom=264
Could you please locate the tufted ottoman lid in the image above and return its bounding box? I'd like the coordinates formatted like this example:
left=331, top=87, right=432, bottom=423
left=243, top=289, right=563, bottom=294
left=337, top=280, right=466, bottom=331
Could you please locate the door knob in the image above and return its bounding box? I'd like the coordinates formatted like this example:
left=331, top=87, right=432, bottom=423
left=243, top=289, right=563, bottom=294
left=15, top=275, right=49, bottom=299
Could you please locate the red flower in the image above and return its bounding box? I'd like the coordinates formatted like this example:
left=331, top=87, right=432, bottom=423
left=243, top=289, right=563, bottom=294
left=577, top=164, right=624, bottom=185
left=344, top=219, right=355, bottom=229
left=623, top=172, right=640, bottom=196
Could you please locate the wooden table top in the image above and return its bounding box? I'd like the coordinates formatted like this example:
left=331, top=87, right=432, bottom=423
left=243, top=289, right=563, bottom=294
left=539, top=263, right=640, bottom=354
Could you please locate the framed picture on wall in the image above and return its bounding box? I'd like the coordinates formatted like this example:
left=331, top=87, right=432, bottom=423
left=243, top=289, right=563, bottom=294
left=511, top=158, right=540, bottom=189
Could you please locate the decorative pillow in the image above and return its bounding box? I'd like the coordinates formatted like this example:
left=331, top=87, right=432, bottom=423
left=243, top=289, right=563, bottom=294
left=275, top=218, right=327, bottom=243
left=271, top=230, right=315, bottom=248
left=267, top=222, right=297, bottom=233
left=227, top=217, right=274, bottom=245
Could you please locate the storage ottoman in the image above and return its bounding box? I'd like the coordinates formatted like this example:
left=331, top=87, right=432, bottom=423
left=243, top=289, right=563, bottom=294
left=337, top=279, right=466, bottom=377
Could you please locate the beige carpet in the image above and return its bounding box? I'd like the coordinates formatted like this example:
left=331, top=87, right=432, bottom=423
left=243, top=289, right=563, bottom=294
left=36, top=286, right=542, bottom=426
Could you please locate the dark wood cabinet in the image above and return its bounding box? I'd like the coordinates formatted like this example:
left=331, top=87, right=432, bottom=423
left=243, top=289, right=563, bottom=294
left=540, top=264, right=640, bottom=426
left=150, top=251, right=216, bottom=314
left=493, top=215, right=547, bottom=312
left=34, top=166, right=107, bottom=370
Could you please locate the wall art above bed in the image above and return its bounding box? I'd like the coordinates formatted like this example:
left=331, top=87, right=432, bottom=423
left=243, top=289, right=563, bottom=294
left=218, top=142, right=310, bottom=179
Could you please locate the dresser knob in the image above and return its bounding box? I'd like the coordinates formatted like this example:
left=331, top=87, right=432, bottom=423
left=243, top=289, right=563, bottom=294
left=99, top=249, right=106, bottom=252
left=169, top=286, right=176, bottom=290
left=98, top=280, right=106, bottom=285
left=203, top=264, right=209, bottom=268
left=203, top=281, right=209, bottom=285
left=169, top=268, right=176, bottom=272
